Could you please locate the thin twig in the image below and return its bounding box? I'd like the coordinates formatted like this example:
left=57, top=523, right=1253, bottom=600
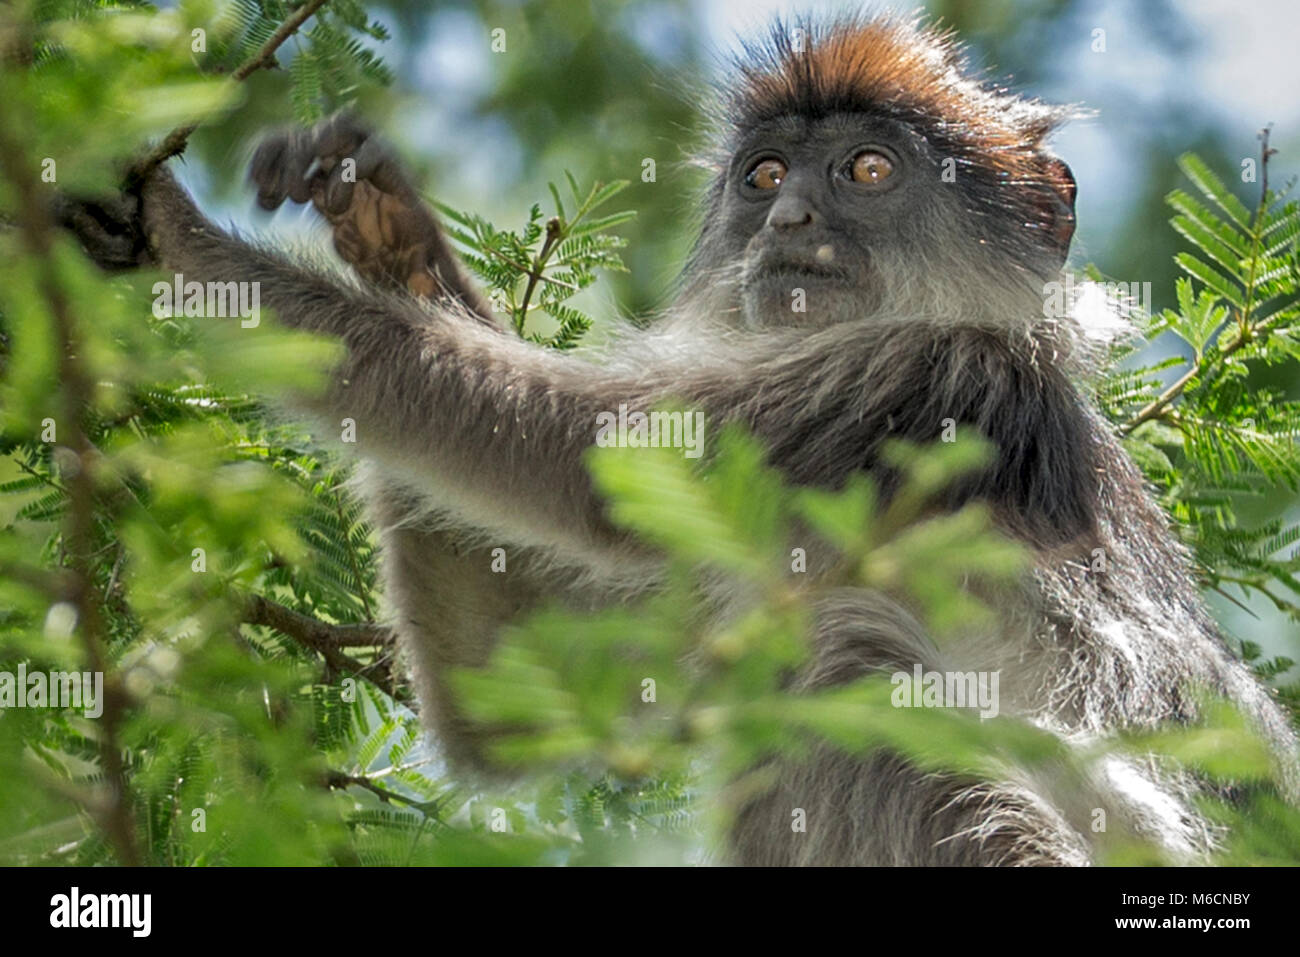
left=243, top=594, right=409, bottom=703
left=1215, top=573, right=1294, bottom=617
left=324, top=770, right=447, bottom=821
left=515, top=217, right=563, bottom=334
left=482, top=242, right=578, bottom=294
left=12, top=454, right=67, bottom=494
left=131, top=0, right=333, bottom=182
left=1258, top=125, right=1277, bottom=209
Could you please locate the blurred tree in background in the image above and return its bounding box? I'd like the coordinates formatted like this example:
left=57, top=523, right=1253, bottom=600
left=0, top=0, right=1298, bottom=866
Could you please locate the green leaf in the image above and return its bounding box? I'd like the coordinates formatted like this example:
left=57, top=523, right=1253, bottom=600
left=1175, top=252, right=1244, bottom=308
left=1178, top=154, right=1253, bottom=230
left=1166, top=189, right=1248, bottom=256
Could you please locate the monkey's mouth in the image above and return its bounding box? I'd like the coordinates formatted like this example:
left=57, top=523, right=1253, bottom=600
left=743, top=258, right=849, bottom=287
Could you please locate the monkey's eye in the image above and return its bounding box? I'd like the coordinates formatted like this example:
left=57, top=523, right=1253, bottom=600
left=745, top=158, right=787, bottom=190
left=849, top=150, right=894, bottom=184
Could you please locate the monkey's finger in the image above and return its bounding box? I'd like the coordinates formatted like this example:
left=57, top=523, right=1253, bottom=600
left=283, top=128, right=320, bottom=205
left=318, top=159, right=357, bottom=217
left=349, top=137, right=415, bottom=199
left=250, top=128, right=319, bottom=208
left=251, top=132, right=314, bottom=209
left=274, top=127, right=324, bottom=206
left=308, top=113, right=369, bottom=170
left=250, top=133, right=293, bottom=210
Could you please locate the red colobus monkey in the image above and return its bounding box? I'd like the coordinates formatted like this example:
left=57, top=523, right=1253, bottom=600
left=62, top=15, right=1299, bottom=865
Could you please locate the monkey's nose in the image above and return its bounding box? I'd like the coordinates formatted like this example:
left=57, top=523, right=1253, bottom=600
left=765, top=192, right=818, bottom=229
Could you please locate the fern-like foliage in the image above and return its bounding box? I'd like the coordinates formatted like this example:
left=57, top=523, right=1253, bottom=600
left=1098, top=141, right=1300, bottom=660
left=438, top=175, right=635, bottom=348
left=211, top=0, right=392, bottom=122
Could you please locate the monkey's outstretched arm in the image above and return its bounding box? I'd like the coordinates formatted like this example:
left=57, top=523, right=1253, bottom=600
left=142, top=164, right=639, bottom=556
left=141, top=165, right=1098, bottom=560
left=137, top=165, right=765, bottom=557
left=249, top=114, right=497, bottom=323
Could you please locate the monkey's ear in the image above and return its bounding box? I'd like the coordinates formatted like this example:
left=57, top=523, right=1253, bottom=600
left=1037, top=158, right=1077, bottom=267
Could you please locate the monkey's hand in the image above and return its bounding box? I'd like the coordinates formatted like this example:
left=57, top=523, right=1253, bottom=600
left=249, top=113, right=492, bottom=318
left=52, top=160, right=212, bottom=274
left=53, top=190, right=154, bottom=272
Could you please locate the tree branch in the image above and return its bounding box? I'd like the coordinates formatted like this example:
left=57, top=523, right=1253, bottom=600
left=131, top=0, right=333, bottom=182
left=242, top=595, right=410, bottom=703
left=324, top=770, right=441, bottom=814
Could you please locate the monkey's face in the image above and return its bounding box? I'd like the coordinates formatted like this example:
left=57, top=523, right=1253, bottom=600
left=711, top=112, right=955, bottom=328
